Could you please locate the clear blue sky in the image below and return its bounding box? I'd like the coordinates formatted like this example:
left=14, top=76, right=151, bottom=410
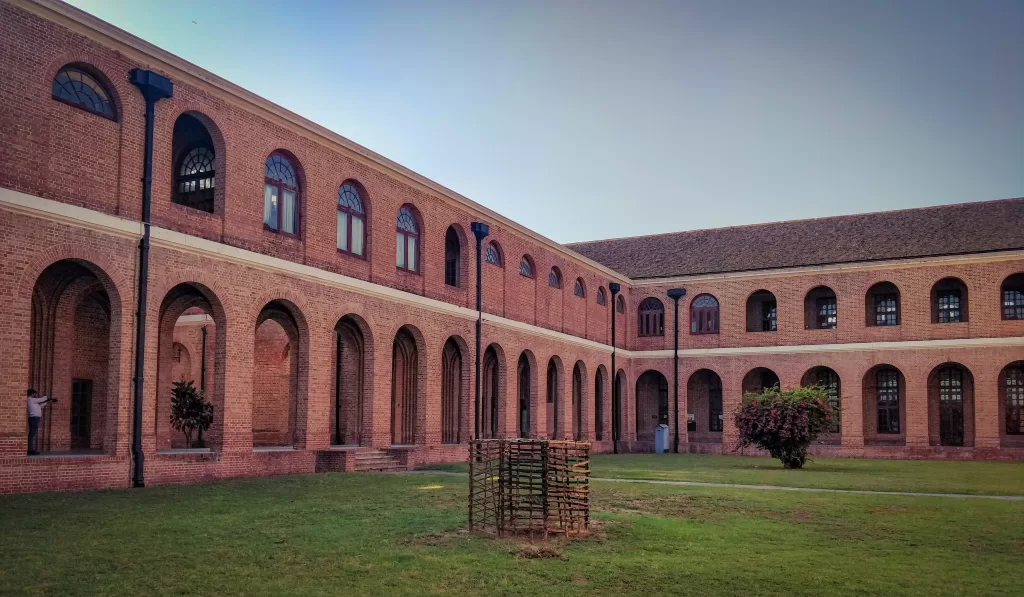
left=69, top=0, right=1023, bottom=243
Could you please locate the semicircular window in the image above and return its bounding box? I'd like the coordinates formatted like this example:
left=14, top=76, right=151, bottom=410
left=485, top=243, right=502, bottom=266
left=52, top=66, right=115, bottom=119
left=175, top=146, right=215, bottom=212
left=519, top=257, right=534, bottom=278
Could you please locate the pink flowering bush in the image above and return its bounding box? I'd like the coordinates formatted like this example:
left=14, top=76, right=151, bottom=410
left=734, top=385, right=835, bottom=469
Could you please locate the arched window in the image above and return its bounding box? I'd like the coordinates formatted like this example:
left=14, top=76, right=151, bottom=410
left=337, top=181, right=366, bottom=256
left=396, top=205, right=419, bottom=272
left=444, top=226, right=461, bottom=287
left=638, top=297, right=665, bottom=337
left=548, top=267, right=562, bottom=289
left=867, top=282, right=900, bottom=326
left=263, top=153, right=300, bottom=235
left=691, top=294, right=719, bottom=335
left=1002, top=274, right=1024, bottom=320
left=804, top=286, right=837, bottom=329
left=172, top=113, right=216, bottom=213
left=616, top=295, right=625, bottom=314
left=596, top=287, right=607, bottom=306
left=484, top=242, right=502, bottom=266
left=52, top=65, right=115, bottom=120
left=574, top=278, right=586, bottom=298
left=519, top=256, right=534, bottom=278
left=746, top=290, right=777, bottom=332
left=931, top=277, right=967, bottom=323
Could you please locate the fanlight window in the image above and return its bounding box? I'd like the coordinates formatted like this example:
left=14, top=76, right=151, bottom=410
left=396, top=206, right=419, bottom=272
left=263, top=153, right=299, bottom=235
left=176, top=147, right=215, bottom=212
left=616, top=295, right=625, bottom=314
left=596, top=287, right=607, bottom=306
left=691, top=294, right=720, bottom=335
left=337, top=182, right=366, bottom=256
left=638, top=297, right=665, bottom=337
left=574, top=279, right=585, bottom=298
left=485, top=243, right=502, bottom=266
left=52, top=66, right=115, bottom=119
left=548, top=268, right=562, bottom=288
left=519, top=256, right=534, bottom=278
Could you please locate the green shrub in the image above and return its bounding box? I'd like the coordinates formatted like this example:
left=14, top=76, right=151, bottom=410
left=170, top=380, right=213, bottom=449
left=734, top=385, right=835, bottom=469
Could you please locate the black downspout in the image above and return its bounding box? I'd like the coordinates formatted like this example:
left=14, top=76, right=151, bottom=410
left=470, top=222, right=489, bottom=440
left=609, top=282, right=620, bottom=454
left=198, top=324, right=207, bottom=447
left=129, top=69, right=173, bottom=488
left=667, top=288, right=686, bottom=454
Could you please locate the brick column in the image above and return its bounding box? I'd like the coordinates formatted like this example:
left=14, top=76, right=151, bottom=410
left=721, top=374, right=743, bottom=453
left=973, top=369, right=1000, bottom=449
left=904, top=374, right=929, bottom=449
left=367, top=334, right=394, bottom=449
left=300, top=324, right=333, bottom=450
left=219, top=314, right=253, bottom=453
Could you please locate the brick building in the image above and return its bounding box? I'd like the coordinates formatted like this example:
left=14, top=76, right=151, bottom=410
left=0, top=0, right=1021, bottom=494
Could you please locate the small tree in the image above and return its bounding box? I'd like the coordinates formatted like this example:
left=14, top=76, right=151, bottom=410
left=170, top=380, right=213, bottom=449
left=734, top=385, right=835, bottom=469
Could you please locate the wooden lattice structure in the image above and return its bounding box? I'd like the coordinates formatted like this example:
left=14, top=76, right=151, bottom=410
left=468, top=439, right=590, bottom=538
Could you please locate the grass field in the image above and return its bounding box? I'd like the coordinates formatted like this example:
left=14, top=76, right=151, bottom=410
left=1, top=456, right=1022, bottom=596
left=427, top=453, right=1024, bottom=495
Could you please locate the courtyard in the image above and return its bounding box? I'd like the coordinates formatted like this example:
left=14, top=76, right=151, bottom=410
left=1, top=455, right=1021, bottom=597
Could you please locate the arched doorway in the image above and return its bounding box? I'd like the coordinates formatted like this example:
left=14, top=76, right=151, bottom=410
left=482, top=345, right=501, bottom=438
left=802, top=366, right=841, bottom=443
left=635, top=370, right=668, bottom=448
left=572, top=362, right=585, bottom=441
left=517, top=352, right=533, bottom=438
left=595, top=366, right=607, bottom=441
left=928, top=363, right=974, bottom=447
left=391, top=327, right=419, bottom=445
left=546, top=358, right=561, bottom=439
left=687, top=369, right=723, bottom=446
left=999, top=361, right=1024, bottom=447
left=862, top=365, right=905, bottom=445
left=742, top=367, right=780, bottom=394
left=441, top=338, right=463, bottom=444
left=29, top=259, right=120, bottom=454
left=254, top=300, right=304, bottom=448
left=333, top=315, right=367, bottom=446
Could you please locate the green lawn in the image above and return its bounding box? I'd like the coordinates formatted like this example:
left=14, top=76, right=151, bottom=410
left=1, top=471, right=1021, bottom=596
left=427, top=453, right=1024, bottom=495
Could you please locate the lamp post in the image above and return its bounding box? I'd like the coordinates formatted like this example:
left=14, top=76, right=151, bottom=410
left=470, top=222, right=489, bottom=440
left=667, top=288, right=686, bottom=454
left=609, top=282, right=621, bottom=454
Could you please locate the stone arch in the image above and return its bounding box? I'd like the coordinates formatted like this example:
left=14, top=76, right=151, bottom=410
left=594, top=364, right=609, bottom=442
left=441, top=335, right=469, bottom=444
left=687, top=369, right=724, bottom=445
left=27, top=259, right=123, bottom=454
left=253, top=299, right=308, bottom=448
left=481, top=343, right=507, bottom=439
left=635, top=370, right=669, bottom=449
left=391, top=324, right=426, bottom=445
left=801, top=366, right=842, bottom=444
left=332, top=313, right=372, bottom=446
left=517, top=350, right=538, bottom=438
left=927, top=362, right=974, bottom=447
left=155, top=281, right=228, bottom=450
left=546, top=356, right=565, bottom=439
left=742, top=367, right=780, bottom=394
left=862, top=364, right=906, bottom=446
left=572, top=360, right=589, bottom=440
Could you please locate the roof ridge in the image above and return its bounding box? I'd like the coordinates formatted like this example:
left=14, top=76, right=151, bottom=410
left=566, top=196, right=1024, bottom=246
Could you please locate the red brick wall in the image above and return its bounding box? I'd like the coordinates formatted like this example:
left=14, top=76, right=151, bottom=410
left=1, top=1, right=1023, bottom=496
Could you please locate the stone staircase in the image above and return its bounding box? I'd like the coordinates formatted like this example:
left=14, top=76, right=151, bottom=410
left=352, top=449, right=404, bottom=472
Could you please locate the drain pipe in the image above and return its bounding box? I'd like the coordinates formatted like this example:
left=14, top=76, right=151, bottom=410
left=129, top=69, right=173, bottom=488
left=470, top=222, right=489, bottom=440
left=667, top=288, right=686, bottom=454
left=609, top=282, right=620, bottom=454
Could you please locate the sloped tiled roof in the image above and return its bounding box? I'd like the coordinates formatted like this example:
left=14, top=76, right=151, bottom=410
left=567, top=198, right=1024, bottom=279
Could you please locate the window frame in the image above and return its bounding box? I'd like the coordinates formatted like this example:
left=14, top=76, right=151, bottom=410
left=874, top=293, right=899, bottom=326
left=876, top=369, right=901, bottom=434
left=173, top=144, right=216, bottom=213
left=444, top=227, right=461, bottom=287
left=1006, top=365, right=1024, bottom=435
left=816, top=295, right=837, bottom=329
left=1003, top=288, right=1024, bottom=321
left=395, top=205, right=420, bottom=273
left=548, top=267, right=562, bottom=289
left=638, top=297, right=665, bottom=337
left=51, top=65, right=117, bottom=121
left=936, top=289, right=962, bottom=323
left=690, top=294, right=720, bottom=335
left=574, top=278, right=586, bottom=298
left=519, top=256, right=535, bottom=278
left=336, top=181, right=367, bottom=258
left=484, top=242, right=503, bottom=267
left=596, top=287, right=607, bottom=306
left=263, top=152, right=301, bottom=238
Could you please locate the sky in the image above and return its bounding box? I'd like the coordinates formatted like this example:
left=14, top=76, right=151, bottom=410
left=68, top=0, right=1023, bottom=243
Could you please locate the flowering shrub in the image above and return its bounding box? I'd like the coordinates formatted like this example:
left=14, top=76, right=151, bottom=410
left=734, top=385, right=835, bottom=469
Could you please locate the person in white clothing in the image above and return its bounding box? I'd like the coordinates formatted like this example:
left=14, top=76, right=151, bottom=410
left=26, top=389, right=56, bottom=455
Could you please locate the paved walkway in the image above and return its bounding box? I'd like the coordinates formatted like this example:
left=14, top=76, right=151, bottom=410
left=411, top=470, right=1024, bottom=501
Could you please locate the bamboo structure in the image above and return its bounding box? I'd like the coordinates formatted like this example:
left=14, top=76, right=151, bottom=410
left=468, top=439, right=590, bottom=538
